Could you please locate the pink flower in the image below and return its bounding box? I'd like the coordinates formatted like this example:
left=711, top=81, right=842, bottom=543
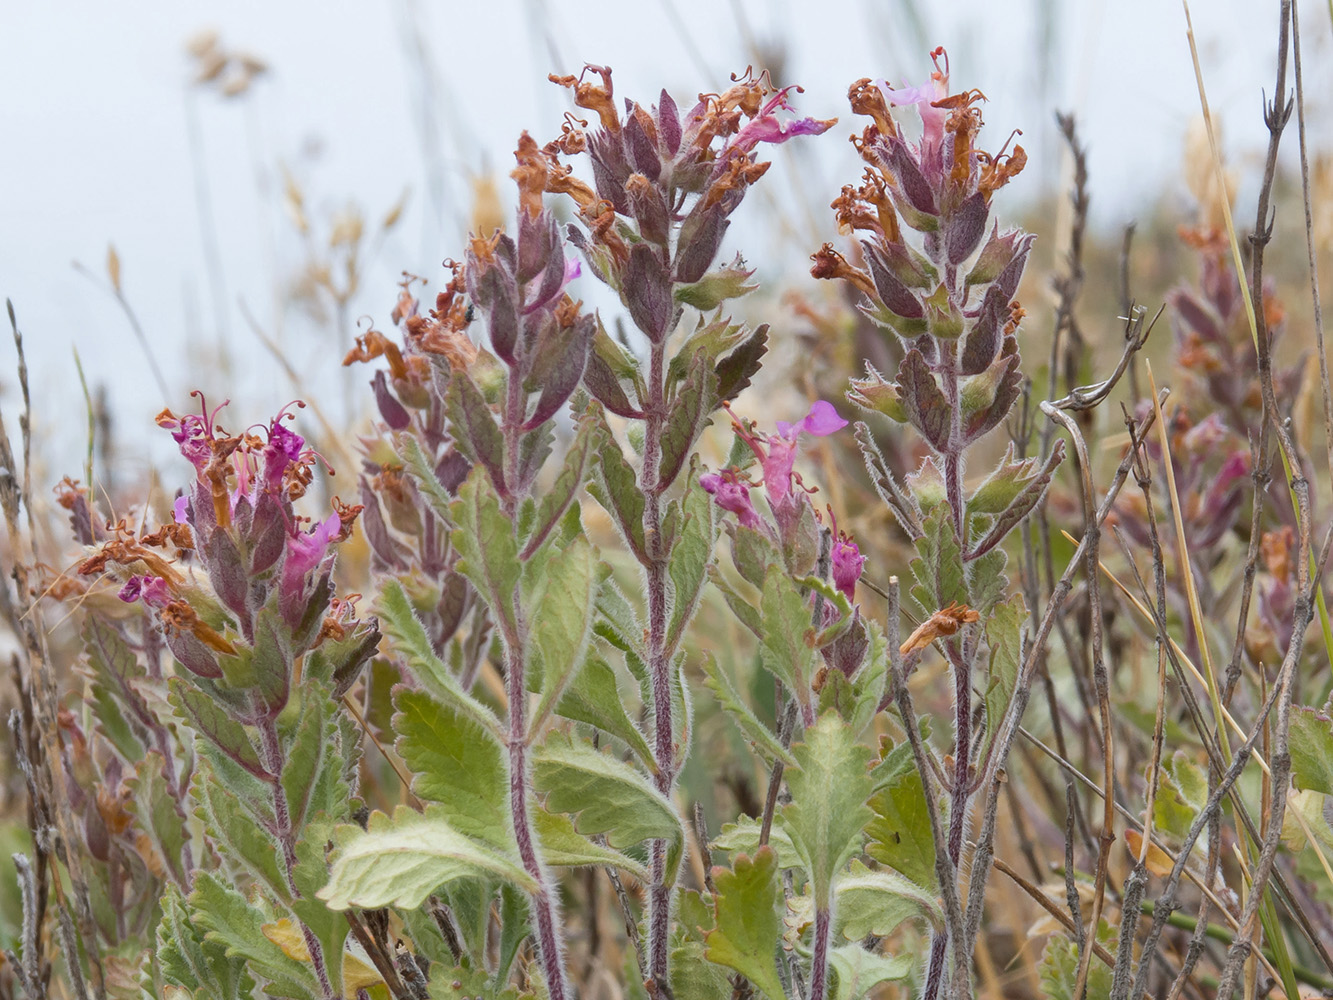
left=727, top=86, right=837, bottom=159
left=524, top=256, right=582, bottom=314
left=700, top=469, right=761, bottom=530
left=283, top=512, right=342, bottom=593
left=831, top=534, right=866, bottom=602
left=173, top=495, right=190, bottom=525
left=118, top=574, right=169, bottom=609
left=877, top=47, right=950, bottom=149
left=763, top=401, right=848, bottom=504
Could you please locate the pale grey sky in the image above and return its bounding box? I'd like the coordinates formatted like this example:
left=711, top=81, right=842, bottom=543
left=0, top=0, right=1327, bottom=484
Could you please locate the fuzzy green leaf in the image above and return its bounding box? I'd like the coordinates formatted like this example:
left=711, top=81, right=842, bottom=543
left=396, top=433, right=455, bottom=526
left=1154, top=750, right=1210, bottom=840
left=528, top=534, right=599, bottom=734
left=451, top=469, right=521, bottom=638
left=281, top=686, right=350, bottom=833
left=522, top=410, right=597, bottom=559
left=375, top=578, right=501, bottom=737
left=1039, top=923, right=1116, bottom=1000
left=191, top=757, right=290, bottom=903
left=169, top=678, right=268, bottom=781
left=671, top=939, right=734, bottom=1000
left=532, top=732, right=684, bottom=880
left=125, top=751, right=190, bottom=888
left=533, top=807, right=651, bottom=881
left=394, top=688, right=512, bottom=849
left=444, top=368, right=507, bottom=492
left=866, top=769, right=939, bottom=892
left=701, top=652, right=796, bottom=768
left=189, top=871, right=317, bottom=999
left=658, top=353, right=718, bottom=489
left=555, top=653, right=654, bottom=766
left=666, top=471, right=718, bottom=654
left=759, top=564, right=817, bottom=699
left=83, top=617, right=152, bottom=762
left=712, top=815, right=801, bottom=871
left=157, top=883, right=253, bottom=1000
left=703, top=847, right=786, bottom=1000
left=908, top=506, right=968, bottom=619
left=1291, top=707, right=1333, bottom=796
left=318, top=805, right=537, bottom=910
left=835, top=860, right=942, bottom=940
left=828, top=945, right=915, bottom=1000
left=982, top=593, right=1024, bottom=758
left=588, top=416, right=649, bottom=565
left=782, top=712, right=875, bottom=907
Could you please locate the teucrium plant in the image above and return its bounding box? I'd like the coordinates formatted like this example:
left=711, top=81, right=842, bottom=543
left=31, top=53, right=1075, bottom=1000
left=812, top=51, right=1062, bottom=1000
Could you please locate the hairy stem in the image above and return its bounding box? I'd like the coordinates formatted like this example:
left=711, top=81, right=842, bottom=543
left=808, top=907, right=831, bottom=1000
left=505, top=638, right=569, bottom=1000
left=640, top=340, right=676, bottom=986
left=256, top=713, right=334, bottom=1000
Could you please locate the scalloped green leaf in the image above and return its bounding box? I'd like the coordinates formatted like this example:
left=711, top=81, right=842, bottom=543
left=394, top=687, right=511, bottom=849
left=532, top=731, right=683, bottom=880
left=319, top=805, right=537, bottom=910
left=783, top=712, right=875, bottom=907
left=703, top=847, right=785, bottom=1000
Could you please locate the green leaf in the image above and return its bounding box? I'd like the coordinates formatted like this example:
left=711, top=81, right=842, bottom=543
left=395, top=688, right=512, bottom=849
left=191, top=757, right=290, bottom=903
left=521, top=410, right=597, bottom=559
left=659, top=353, right=718, bottom=489
left=1039, top=923, right=1116, bottom=1000
left=396, top=433, right=456, bottom=526
left=828, top=944, right=915, bottom=1000
left=703, top=847, right=786, bottom=1000
left=532, top=807, right=650, bottom=880
left=588, top=415, right=649, bottom=565
left=895, top=349, right=950, bottom=453
left=444, top=368, right=507, bottom=492
left=758, top=564, right=818, bottom=704
left=835, top=861, right=942, bottom=940
left=318, top=805, right=538, bottom=910
left=555, top=653, right=654, bottom=766
left=1291, top=707, right=1333, bottom=796
left=981, top=593, right=1024, bottom=758
left=671, top=939, right=734, bottom=1000
left=528, top=534, right=599, bottom=735
left=83, top=617, right=152, bottom=761
left=495, top=883, right=530, bottom=990
left=782, top=713, right=874, bottom=907
left=157, top=882, right=253, bottom=1000
left=281, top=685, right=350, bottom=833
left=169, top=678, right=269, bottom=781
left=732, top=523, right=783, bottom=590
left=251, top=608, right=291, bottom=717
left=451, top=469, right=521, bottom=639
left=701, top=652, right=796, bottom=768
left=290, top=817, right=352, bottom=1000
left=1152, top=750, right=1209, bottom=841
left=908, top=506, right=968, bottom=618
left=674, top=260, right=757, bottom=311
left=532, top=732, right=684, bottom=881
left=375, top=578, right=501, bottom=737
left=712, top=815, right=801, bottom=871
left=189, top=871, right=317, bottom=999
left=424, top=964, right=521, bottom=1000
left=708, top=567, right=762, bottom=639
left=715, top=324, right=769, bottom=404
left=125, top=751, right=190, bottom=888
left=866, top=769, right=938, bottom=892
left=666, top=471, right=718, bottom=654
